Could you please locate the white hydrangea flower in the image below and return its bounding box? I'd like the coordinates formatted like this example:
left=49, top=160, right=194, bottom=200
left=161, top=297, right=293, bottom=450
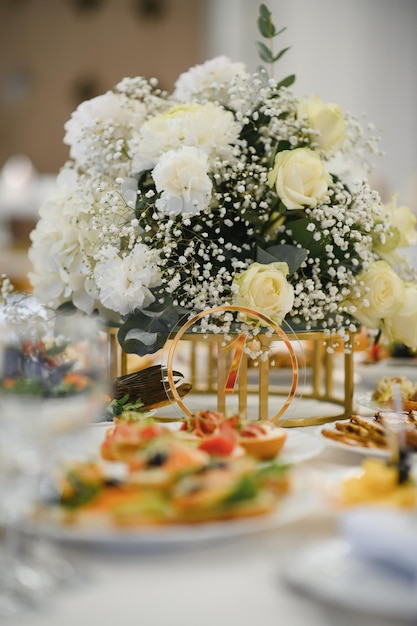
left=94, top=244, right=161, bottom=316
left=64, top=91, right=148, bottom=175
left=29, top=165, right=105, bottom=314
left=152, top=146, right=212, bottom=216
left=131, top=102, right=240, bottom=173
left=173, top=55, right=249, bottom=107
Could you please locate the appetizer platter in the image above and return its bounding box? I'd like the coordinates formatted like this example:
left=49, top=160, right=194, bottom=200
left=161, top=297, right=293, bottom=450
left=357, top=375, right=417, bottom=412
left=35, top=410, right=321, bottom=546
left=321, top=412, right=417, bottom=457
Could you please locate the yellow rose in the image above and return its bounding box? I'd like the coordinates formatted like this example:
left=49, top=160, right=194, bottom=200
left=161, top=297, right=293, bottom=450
left=297, top=94, right=346, bottom=151
left=268, top=147, right=331, bottom=210
left=382, top=194, right=417, bottom=249
left=345, top=260, right=405, bottom=329
left=384, top=283, right=417, bottom=351
left=373, top=195, right=417, bottom=267
left=232, top=262, right=294, bottom=325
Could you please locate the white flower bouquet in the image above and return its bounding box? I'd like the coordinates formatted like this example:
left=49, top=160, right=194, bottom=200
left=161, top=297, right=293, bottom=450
left=28, top=4, right=417, bottom=356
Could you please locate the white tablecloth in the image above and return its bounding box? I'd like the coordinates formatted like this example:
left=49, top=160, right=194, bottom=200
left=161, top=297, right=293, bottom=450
left=8, top=360, right=417, bottom=626
left=5, top=437, right=414, bottom=626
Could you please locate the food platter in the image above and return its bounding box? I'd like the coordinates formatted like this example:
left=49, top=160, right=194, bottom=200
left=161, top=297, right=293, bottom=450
left=32, top=423, right=323, bottom=548
left=68, top=421, right=324, bottom=466
left=320, top=430, right=390, bottom=458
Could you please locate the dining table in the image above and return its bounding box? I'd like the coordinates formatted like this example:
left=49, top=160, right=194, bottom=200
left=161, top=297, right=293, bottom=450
left=5, top=357, right=417, bottom=626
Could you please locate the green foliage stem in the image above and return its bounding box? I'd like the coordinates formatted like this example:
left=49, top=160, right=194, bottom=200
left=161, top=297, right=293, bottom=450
left=256, top=3, right=294, bottom=86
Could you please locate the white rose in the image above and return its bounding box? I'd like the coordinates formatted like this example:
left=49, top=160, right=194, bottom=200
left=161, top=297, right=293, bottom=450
left=232, top=262, right=294, bottom=325
left=152, top=146, right=212, bottom=216
left=384, top=283, right=417, bottom=351
left=346, top=260, right=405, bottom=329
left=268, top=148, right=331, bottom=210
left=297, top=94, right=346, bottom=152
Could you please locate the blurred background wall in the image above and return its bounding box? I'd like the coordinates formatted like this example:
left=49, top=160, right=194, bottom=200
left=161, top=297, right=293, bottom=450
left=0, top=0, right=204, bottom=173
left=1, top=0, right=417, bottom=287
left=206, top=0, right=417, bottom=210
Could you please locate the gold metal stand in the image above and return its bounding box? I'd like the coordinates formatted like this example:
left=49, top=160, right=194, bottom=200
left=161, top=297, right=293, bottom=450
left=170, top=329, right=354, bottom=427
left=106, top=322, right=355, bottom=428
left=278, top=330, right=354, bottom=427
left=105, top=325, right=128, bottom=380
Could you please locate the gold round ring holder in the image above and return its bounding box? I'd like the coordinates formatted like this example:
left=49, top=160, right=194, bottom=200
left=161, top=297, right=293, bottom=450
left=164, top=305, right=300, bottom=424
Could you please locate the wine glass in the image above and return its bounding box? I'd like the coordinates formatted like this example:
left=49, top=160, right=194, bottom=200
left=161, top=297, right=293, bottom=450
left=0, top=305, right=108, bottom=615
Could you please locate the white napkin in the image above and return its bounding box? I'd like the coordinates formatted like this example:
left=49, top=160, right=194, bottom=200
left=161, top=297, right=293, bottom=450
left=340, top=508, right=417, bottom=580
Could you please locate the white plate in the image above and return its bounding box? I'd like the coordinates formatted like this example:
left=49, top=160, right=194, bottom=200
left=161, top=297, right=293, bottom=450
left=320, top=423, right=417, bottom=460
left=280, top=429, right=324, bottom=464
left=354, top=391, right=391, bottom=411
left=282, top=537, right=417, bottom=620
left=34, top=485, right=318, bottom=549
left=320, top=427, right=389, bottom=458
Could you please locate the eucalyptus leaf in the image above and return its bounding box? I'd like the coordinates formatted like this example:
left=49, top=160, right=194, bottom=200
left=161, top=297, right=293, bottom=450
left=274, top=26, right=287, bottom=37
left=256, top=41, right=274, bottom=63
left=257, top=5, right=275, bottom=37
left=277, top=74, right=296, bottom=89
left=258, top=18, right=276, bottom=39
left=259, top=4, right=271, bottom=20
left=118, top=296, right=182, bottom=356
left=273, top=46, right=291, bottom=62
left=256, top=244, right=308, bottom=275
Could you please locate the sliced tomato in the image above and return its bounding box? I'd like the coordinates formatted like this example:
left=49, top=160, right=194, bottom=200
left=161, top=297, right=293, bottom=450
left=139, top=424, right=165, bottom=440
left=198, top=432, right=237, bottom=456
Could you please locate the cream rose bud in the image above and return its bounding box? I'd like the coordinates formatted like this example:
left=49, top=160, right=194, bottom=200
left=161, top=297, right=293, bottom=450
left=232, top=262, right=294, bottom=325
left=384, top=283, right=417, bottom=351
left=347, top=260, right=406, bottom=329
left=268, top=148, right=331, bottom=210
left=386, top=193, right=417, bottom=248
left=373, top=194, right=417, bottom=259
left=297, top=94, right=346, bottom=152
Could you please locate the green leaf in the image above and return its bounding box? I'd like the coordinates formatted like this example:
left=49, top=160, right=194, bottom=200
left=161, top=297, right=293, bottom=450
left=257, top=5, right=275, bottom=37
left=118, top=296, right=182, bottom=356
left=256, top=462, right=291, bottom=481
left=274, top=26, right=287, bottom=37
left=275, top=139, right=292, bottom=153
left=276, top=74, right=296, bottom=89
left=289, top=218, right=325, bottom=257
left=256, top=244, right=308, bottom=275
left=222, top=475, right=259, bottom=505
left=258, top=16, right=276, bottom=38
left=272, top=46, right=291, bottom=62
left=256, top=41, right=274, bottom=63
left=259, top=4, right=271, bottom=20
